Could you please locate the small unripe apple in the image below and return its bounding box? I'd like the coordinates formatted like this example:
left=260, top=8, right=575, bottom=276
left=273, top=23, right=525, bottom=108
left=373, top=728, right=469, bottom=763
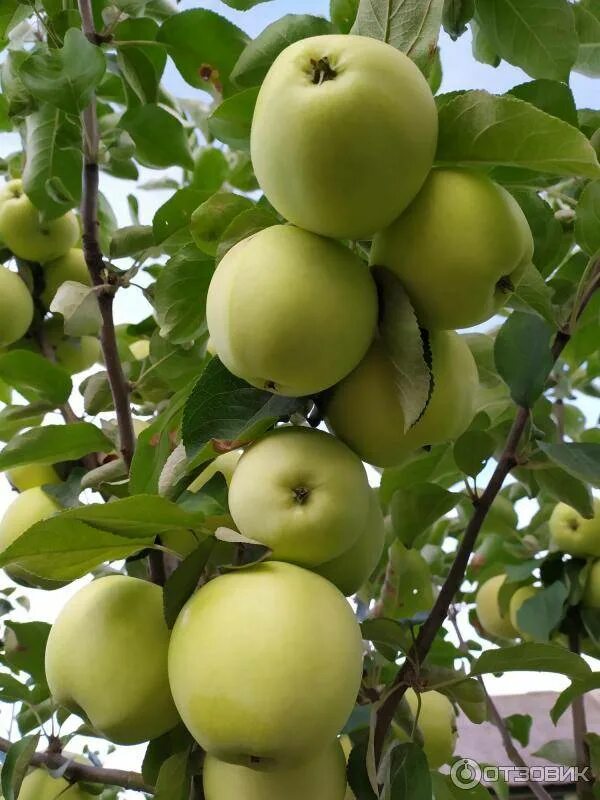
left=509, top=585, right=538, bottom=640
left=583, top=561, right=600, bottom=609
left=549, top=500, right=600, bottom=558
left=0, top=266, right=34, bottom=346
left=41, top=248, right=90, bottom=307
left=475, top=574, right=517, bottom=640
left=19, top=763, right=96, bottom=800
left=168, top=561, right=363, bottom=766
left=370, top=169, right=534, bottom=330
left=0, top=180, right=79, bottom=263
left=325, top=331, right=478, bottom=467
left=5, top=463, right=60, bottom=492
left=206, top=225, right=377, bottom=396
left=228, top=427, right=371, bottom=566
left=45, top=575, right=180, bottom=744
left=405, top=689, right=457, bottom=768
left=251, top=35, right=437, bottom=239
left=314, top=490, right=385, bottom=596
left=0, top=487, right=62, bottom=589
left=55, top=336, right=101, bottom=374
left=203, top=739, right=347, bottom=800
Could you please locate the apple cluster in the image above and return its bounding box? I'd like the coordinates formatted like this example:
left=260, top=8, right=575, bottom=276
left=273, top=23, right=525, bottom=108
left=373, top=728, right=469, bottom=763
left=0, top=180, right=100, bottom=373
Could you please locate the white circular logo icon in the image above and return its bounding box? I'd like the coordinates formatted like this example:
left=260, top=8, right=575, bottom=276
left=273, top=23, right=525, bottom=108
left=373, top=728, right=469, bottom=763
left=451, top=758, right=481, bottom=790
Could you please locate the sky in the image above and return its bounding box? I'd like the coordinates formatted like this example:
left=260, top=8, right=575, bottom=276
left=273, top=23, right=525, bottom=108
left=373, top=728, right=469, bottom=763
left=0, top=0, right=599, bottom=790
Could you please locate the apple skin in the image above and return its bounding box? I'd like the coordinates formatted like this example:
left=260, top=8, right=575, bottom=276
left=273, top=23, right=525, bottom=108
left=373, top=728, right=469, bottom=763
left=228, top=427, right=371, bottom=566
left=314, top=490, right=385, bottom=595
left=45, top=575, right=180, bottom=745
left=0, top=180, right=79, bottom=263
left=0, top=266, right=34, bottom=346
left=549, top=500, right=600, bottom=558
left=168, top=561, right=363, bottom=766
left=207, top=225, right=377, bottom=397
left=509, top=585, right=538, bottom=640
left=583, top=561, right=600, bottom=609
left=41, top=248, right=90, bottom=307
left=405, top=689, right=457, bottom=769
left=251, top=35, right=437, bottom=240
left=325, top=330, right=478, bottom=468
left=475, top=574, right=517, bottom=640
left=55, top=336, right=101, bottom=374
left=20, top=766, right=95, bottom=800
left=6, top=463, right=60, bottom=492
left=0, top=487, right=64, bottom=589
left=370, top=169, right=534, bottom=330
left=203, top=739, right=347, bottom=800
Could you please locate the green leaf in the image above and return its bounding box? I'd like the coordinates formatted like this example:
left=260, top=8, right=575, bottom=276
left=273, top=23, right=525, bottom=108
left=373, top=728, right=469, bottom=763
left=453, top=430, right=495, bottom=476
left=22, top=104, right=82, bottom=220
left=51, top=282, right=102, bottom=337
left=154, top=245, right=214, bottom=344
left=539, top=442, right=600, bottom=488
left=431, top=772, right=490, bottom=800
left=4, top=621, right=51, bottom=683
left=0, top=405, right=47, bottom=444
left=153, top=187, right=211, bottom=244
left=231, top=15, right=335, bottom=88
left=474, top=0, right=577, bottom=81
left=120, top=105, right=193, bottom=169
left=0, top=674, right=30, bottom=704
left=551, top=673, right=600, bottom=723
left=331, top=0, right=360, bottom=33
left=575, top=180, right=600, bottom=256
left=20, top=29, right=106, bottom=114
left=192, top=148, right=229, bottom=193
left=153, top=748, right=191, bottom=800
left=0, top=350, right=71, bottom=406
left=471, top=18, right=500, bottom=66
left=532, top=739, right=577, bottom=767
left=373, top=267, right=432, bottom=432
left=347, top=737, right=377, bottom=800
left=0, top=423, right=113, bottom=471
left=514, top=581, right=569, bottom=641
left=471, top=642, right=591, bottom=680
left=220, top=0, right=274, bottom=7
left=574, top=0, right=600, bottom=77
left=1, top=51, right=37, bottom=118
left=443, top=0, right=475, bottom=39
left=390, top=483, right=459, bottom=547
left=436, top=91, right=600, bottom=178
left=494, top=311, right=554, bottom=407
left=352, top=0, right=444, bottom=73
left=182, top=357, right=303, bottom=459
left=216, top=206, right=278, bottom=262
left=114, top=17, right=167, bottom=105
left=163, top=538, right=215, bottom=629
left=157, top=9, right=248, bottom=96
left=510, top=263, right=556, bottom=324
left=190, top=192, right=253, bottom=256
left=386, top=742, right=431, bottom=800
left=110, top=225, right=155, bottom=258
left=504, top=714, right=533, bottom=748
left=536, top=467, right=594, bottom=518
left=508, top=79, right=578, bottom=126
left=1, top=735, right=40, bottom=800
left=509, top=188, right=566, bottom=276
left=207, top=87, right=258, bottom=151
left=361, top=617, right=413, bottom=660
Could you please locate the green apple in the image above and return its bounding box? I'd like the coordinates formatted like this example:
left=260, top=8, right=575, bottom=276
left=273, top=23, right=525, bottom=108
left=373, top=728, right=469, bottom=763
left=55, top=336, right=101, bottom=374
left=325, top=330, right=478, bottom=467
left=405, top=689, right=457, bottom=769
left=203, top=739, right=347, bottom=800
left=251, top=35, right=437, bottom=240
left=549, top=500, right=600, bottom=558
left=168, top=561, right=363, bottom=766
left=6, top=463, right=60, bottom=492
left=0, top=266, right=34, bottom=345
left=20, top=765, right=95, bottom=800
left=370, top=169, right=534, bottom=330
left=228, top=427, right=371, bottom=566
left=41, top=248, right=90, bottom=307
left=0, top=180, right=79, bottom=263
left=314, top=491, right=385, bottom=595
left=583, top=561, right=600, bottom=608
left=475, top=574, right=517, bottom=640
left=45, top=575, right=180, bottom=744
left=0, top=487, right=63, bottom=589
left=206, top=224, right=377, bottom=396
left=509, top=585, right=538, bottom=640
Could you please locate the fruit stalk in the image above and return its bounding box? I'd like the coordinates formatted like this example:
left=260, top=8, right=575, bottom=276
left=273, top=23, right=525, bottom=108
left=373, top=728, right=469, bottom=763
left=373, top=258, right=600, bottom=767
left=77, top=0, right=136, bottom=471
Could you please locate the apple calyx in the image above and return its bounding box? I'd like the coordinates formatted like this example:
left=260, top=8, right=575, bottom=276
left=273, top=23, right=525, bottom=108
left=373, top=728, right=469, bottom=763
left=311, top=57, right=337, bottom=85
left=496, top=275, right=515, bottom=294
left=293, top=486, right=311, bottom=504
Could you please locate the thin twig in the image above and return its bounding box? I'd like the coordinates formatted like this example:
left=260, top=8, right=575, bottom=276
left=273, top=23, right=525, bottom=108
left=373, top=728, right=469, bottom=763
left=568, top=628, right=593, bottom=799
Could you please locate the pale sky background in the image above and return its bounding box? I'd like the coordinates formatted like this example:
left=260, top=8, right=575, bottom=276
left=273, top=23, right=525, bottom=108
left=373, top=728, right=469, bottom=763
left=0, top=1, right=599, bottom=791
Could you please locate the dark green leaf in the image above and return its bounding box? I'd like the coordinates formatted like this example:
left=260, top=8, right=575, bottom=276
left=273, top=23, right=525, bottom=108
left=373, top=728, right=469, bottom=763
left=331, top=0, right=360, bottom=32
left=494, top=311, right=554, bottom=407
left=190, top=192, right=253, bottom=256
left=453, top=430, right=495, bottom=476
left=508, top=80, right=578, bottom=126
left=443, top=0, right=475, bottom=39
left=153, top=188, right=211, bottom=245
left=539, top=442, right=600, bottom=488
left=110, top=225, right=155, bottom=258
left=216, top=206, right=278, bottom=262
left=436, top=91, right=600, bottom=178
left=347, top=737, right=377, bottom=800
left=574, top=0, right=600, bottom=77
left=536, top=467, right=594, bottom=518
left=532, top=739, right=577, bottom=767
left=510, top=263, right=557, bottom=324
left=390, top=483, right=459, bottom=547
left=509, top=188, right=566, bottom=277
left=0, top=423, right=113, bottom=471
left=192, top=148, right=229, bottom=193
left=514, top=581, right=569, bottom=641
left=231, top=15, right=335, bottom=88
left=471, top=18, right=500, bottom=66
left=0, top=350, right=71, bottom=406
left=471, top=642, right=591, bottom=680
left=504, top=714, right=533, bottom=747
left=1, top=735, right=40, bottom=800
left=163, top=539, right=215, bottom=629
left=387, top=742, right=431, bottom=800
left=551, top=673, right=600, bottom=723
left=474, top=0, right=577, bottom=81
left=120, top=105, right=193, bottom=169
left=208, top=87, right=259, bottom=151
left=221, top=0, right=274, bottom=7
left=153, top=748, right=191, bottom=800
left=4, top=621, right=50, bottom=683
left=115, top=18, right=167, bottom=105
left=361, top=617, right=412, bottom=660
left=575, top=180, right=600, bottom=256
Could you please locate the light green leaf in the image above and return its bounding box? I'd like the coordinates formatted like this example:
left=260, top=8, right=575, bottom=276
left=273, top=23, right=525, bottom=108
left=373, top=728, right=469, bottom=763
left=390, top=483, right=459, bottom=547
left=153, top=187, right=211, bottom=245
left=443, top=0, right=475, bottom=39
left=539, top=442, right=600, bottom=488
left=536, top=467, right=594, bottom=518
left=436, top=91, right=600, bottom=178
left=0, top=423, right=113, bottom=471
left=514, top=581, right=569, bottom=641
left=331, top=0, right=360, bottom=33
left=1, top=735, right=40, bottom=800
left=509, top=188, right=567, bottom=277
left=153, top=749, right=190, bottom=800
left=216, top=206, right=278, bottom=262
left=120, top=105, right=193, bottom=169
left=0, top=350, right=71, bottom=407
left=114, top=17, right=167, bottom=105
left=453, top=430, right=495, bottom=476
left=20, top=29, right=106, bottom=113
left=551, top=673, right=600, bottom=723
left=510, top=262, right=556, bottom=324
left=51, top=281, right=102, bottom=336
left=574, top=0, right=600, bottom=77
left=471, top=642, right=591, bottom=680
left=532, top=739, right=577, bottom=767
left=110, top=225, right=155, bottom=258
left=208, top=87, right=259, bottom=151
left=474, top=0, right=577, bottom=81
left=575, top=180, right=600, bottom=256
left=190, top=192, right=253, bottom=256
